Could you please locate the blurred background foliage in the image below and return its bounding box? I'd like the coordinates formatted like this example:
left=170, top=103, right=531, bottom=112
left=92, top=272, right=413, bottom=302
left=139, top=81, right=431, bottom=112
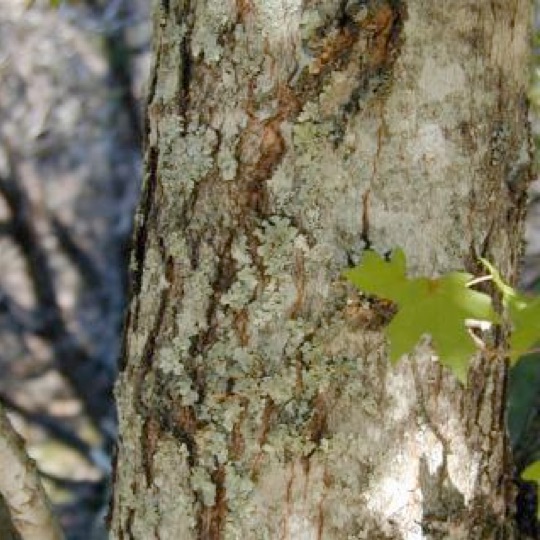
left=508, top=4, right=540, bottom=538
left=1, top=0, right=540, bottom=539
left=0, top=0, right=149, bottom=537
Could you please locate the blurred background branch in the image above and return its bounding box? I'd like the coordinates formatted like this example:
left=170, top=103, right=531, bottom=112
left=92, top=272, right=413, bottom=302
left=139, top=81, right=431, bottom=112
left=0, top=0, right=149, bottom=537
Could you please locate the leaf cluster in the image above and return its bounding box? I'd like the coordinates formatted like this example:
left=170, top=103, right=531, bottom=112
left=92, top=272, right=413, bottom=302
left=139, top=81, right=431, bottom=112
left=344, top=249, right=540, bottom=382
left=344, top=249, right=540, bottom=514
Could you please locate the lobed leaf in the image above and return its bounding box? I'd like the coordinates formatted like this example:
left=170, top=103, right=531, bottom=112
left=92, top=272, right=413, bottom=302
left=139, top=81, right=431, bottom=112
left=345, top=250, right=498, bottom=382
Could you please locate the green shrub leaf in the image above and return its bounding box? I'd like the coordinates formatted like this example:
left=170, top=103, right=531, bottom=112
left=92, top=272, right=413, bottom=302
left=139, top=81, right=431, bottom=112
left=481, top=259, right=540, bottom=362
left=522, top=461, right=540, bottom=518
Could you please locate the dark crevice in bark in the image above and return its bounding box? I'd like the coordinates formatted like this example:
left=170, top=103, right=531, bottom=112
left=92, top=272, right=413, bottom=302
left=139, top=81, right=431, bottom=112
left=306, top=392, right=329, bottom=447
left=145, top=47, right=161, bottom=143
left=118, top=304, right=133, bottom=373
left=131, top=146, right=160, bottom=331
left=197, top=465, right=227, bottom=540
left=168, top=405, right=198, bottom=466
left=316, top=499, right=325, bottom=540
left=188, top=231, right=236, bottom=361
left=135, top=245, right=170, bottom=383
left=140, top=415, right=161, bottom=487
left=230, top=407, right=247, bottom=460
left=178, top=0, right=194, bottom=128
left=235, top=0, right=252, bottom=24
left=250, top=398, right=276, bottom=478
left=125, top=508, right=135, bottom=540
left=468, top=362, right=514, bottom=537
left=133, top=248, right=171, bottom=482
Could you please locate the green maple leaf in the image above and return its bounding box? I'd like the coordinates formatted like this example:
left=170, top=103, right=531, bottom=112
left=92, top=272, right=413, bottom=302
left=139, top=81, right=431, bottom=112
left=344, top=250, right=498, bottom=382
left=481, top=259, right=540, bottom=362
left=521, top=461, right=540, bottom=518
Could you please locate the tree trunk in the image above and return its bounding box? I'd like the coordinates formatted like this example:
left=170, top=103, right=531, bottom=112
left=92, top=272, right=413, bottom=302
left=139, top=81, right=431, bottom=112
left=111, top=1, right=531, bottom=538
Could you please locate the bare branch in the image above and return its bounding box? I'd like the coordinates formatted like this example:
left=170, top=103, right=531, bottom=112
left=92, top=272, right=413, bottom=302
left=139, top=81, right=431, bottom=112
left=0, top=405, right=64, bottom=540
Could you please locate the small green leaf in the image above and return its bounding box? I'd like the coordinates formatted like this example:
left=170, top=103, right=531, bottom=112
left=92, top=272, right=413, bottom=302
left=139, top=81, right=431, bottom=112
left=508, top=297, right=540, bottom=361
left=345, top=250, right=498, bottom=382
left=481, top=259, right=540, bottom=362
left=522, top=461, right=540, bottom=482
left=521, top=461, right=540, bottom=519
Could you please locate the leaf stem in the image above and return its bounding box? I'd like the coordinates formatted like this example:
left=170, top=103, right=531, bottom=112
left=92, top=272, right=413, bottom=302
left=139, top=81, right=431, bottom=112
left=466, top=275, right=493, bottom=288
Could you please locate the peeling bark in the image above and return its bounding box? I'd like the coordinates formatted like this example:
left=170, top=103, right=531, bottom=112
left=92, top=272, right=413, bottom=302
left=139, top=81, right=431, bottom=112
left=111, top=1, right=531, bottom=538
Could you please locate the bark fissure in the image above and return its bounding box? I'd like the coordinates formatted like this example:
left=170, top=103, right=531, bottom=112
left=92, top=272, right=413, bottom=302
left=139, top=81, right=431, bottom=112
left=178, top=0, right=193, bottom=128
left=130, top=146, right=160, bottom=331
left=197, top=465, right=227, bottom=540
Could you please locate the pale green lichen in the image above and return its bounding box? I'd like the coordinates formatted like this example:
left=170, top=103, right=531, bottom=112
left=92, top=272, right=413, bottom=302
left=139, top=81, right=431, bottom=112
left=259, top=367, right=297, bottom=405
left=224, top=463, right=255, bottom=511
left=195, top=428, right=230, bottom=468
left=190, top=466, right=217, bottom=507
left=221, top=401, right=245, bottom=432
left=140, top=246, right=167, bottom=293
left=191, top=4, right=235, bottom=65
left=221, top=266, right=258, bottom=309
left=153, top=22, right=186, bottom=104
left=151, top=439, right=198, bottom=537
left=160, top=125, right=218, bottom=197
left=173, top=244, right=216, bottom=353
left=283, top=318, right=315, bottom=354
left=217, top=143, right=239, bottom=181
left=256, top=216, right=303, bottom=273
left=292, top=121, right=333, bottom=163
left=158, top=346, right=199, bottom=405
left=231, top=26, right=265, bottom=75
left=229, top=346, right=260, bottom=376
left=299, top=9, right=324, bottom=41
left=157, top=346, right=181, bottom=375
left=297, top=101, right=321, bottom=123
left=253, top=0, right=303, bottom=51
left=165, top=231, right=188, bottom=262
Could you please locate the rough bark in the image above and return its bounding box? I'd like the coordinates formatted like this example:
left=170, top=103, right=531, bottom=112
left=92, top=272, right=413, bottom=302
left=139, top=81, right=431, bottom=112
left=111, top=1, right=531, bottom=538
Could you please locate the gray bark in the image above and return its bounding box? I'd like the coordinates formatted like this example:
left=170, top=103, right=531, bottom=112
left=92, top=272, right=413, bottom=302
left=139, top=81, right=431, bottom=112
left=111, top=1, right=531, bottom=538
